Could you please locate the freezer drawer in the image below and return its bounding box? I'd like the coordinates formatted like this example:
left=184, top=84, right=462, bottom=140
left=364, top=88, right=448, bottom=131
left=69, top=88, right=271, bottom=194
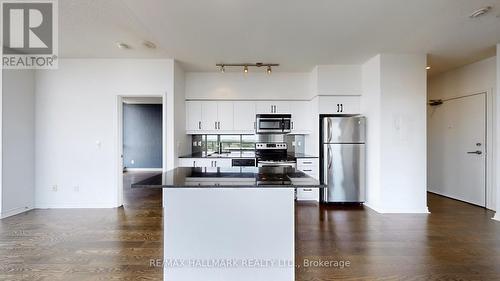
left=322, top=143, right=365, bottom=203
left=323, top=116, right=365, bottom=143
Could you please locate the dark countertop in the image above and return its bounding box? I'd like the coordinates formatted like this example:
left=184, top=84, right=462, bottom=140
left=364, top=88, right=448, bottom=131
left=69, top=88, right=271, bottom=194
left=179, top=151, right=256, bottom=158
left=132, top=167, right=324, bottom=189
left=179, top=152, right=318, bottom=160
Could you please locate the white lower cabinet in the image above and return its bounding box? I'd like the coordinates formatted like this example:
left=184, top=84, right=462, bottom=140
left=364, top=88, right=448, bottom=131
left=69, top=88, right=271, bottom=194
left=296, top=158, right=320, bottom=201
left=178, top=158, right=232, bottom=168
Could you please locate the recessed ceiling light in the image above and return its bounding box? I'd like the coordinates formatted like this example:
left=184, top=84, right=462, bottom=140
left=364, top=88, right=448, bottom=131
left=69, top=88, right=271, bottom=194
left=116, top=42, right=131, bottom=49
left=470, top=6, right=492, bottom=18
left=426, top=66, right=431, bottom=70
left=142, top=40, right=156, bottom=49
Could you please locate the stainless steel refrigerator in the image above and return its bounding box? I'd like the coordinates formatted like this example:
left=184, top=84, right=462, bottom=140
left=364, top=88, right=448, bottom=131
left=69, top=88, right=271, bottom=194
left=320, top=116, right=366, bottom=203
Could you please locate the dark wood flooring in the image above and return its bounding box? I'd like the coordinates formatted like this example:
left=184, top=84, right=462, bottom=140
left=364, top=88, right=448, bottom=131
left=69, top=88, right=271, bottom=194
left=1, top=172, right=499, bottom=280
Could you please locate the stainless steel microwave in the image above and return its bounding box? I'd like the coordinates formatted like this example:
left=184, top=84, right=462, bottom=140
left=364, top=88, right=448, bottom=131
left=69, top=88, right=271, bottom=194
left=255, top=114, right=292, bottom=134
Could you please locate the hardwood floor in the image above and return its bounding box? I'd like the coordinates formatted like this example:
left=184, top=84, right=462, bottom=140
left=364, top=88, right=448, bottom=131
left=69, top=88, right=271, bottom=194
left=1, top=175, right=500, bottom=280
left=0, top=172, right=163, bottom=281
left=296, top=195, right=500, bottom=280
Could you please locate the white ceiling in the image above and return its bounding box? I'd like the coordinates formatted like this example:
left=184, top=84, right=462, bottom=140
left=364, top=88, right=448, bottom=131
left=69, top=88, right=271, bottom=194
left=59, top=0, right=500, bottom=75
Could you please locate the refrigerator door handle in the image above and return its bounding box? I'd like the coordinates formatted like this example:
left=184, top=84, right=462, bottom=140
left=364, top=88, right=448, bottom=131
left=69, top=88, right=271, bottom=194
left=327, top=118, right=332, bottom=143
left=324, top=145, right=333, bottom=185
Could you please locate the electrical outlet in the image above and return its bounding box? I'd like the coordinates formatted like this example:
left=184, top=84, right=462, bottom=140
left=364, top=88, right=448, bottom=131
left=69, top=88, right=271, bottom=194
left=74, top=185, right=80, bottom=192
left=52, top=185, right=58, bottom=192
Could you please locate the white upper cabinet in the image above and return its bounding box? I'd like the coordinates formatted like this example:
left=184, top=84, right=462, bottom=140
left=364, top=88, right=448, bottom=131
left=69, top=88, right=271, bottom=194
left=187, top=100, right=318, bottom=134
left=202, top=101, right=219, bottom=130
left=256, top=101, right=290, bottom=114
left=186, top=101, right=234, bottom=133
left=317, top=96, right=361, bottom=115
left=186, top=101, right=203, bottom=131
left=274, top=101, right=290, bottom=113
left=217, top=101, right=234, bottom=131
left=289, top=101, right=312, bottom=134
left=255, top=101, right=275, bottom=114
left=233, top=101, right=256, bottom=132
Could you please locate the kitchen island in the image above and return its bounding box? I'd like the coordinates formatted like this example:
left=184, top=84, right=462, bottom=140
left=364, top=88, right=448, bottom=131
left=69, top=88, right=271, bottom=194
left=133, top=167, right=323, bottom=281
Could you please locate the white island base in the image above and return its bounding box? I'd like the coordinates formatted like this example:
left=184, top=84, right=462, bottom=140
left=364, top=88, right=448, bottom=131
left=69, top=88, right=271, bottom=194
left=163, top=188, right=295, bottom=281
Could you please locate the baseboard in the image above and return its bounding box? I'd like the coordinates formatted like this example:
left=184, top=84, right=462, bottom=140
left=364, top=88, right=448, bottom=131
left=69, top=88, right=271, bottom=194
left=124, top=168, right=163, bottom=172
left=428, top=191, right=491, bottom=209
left=0, top=206, right=33, bottom=219
left=364, top=202, right=429, bottom=214
left=35, top=202, right=119, bottom=208
left=493, top=213, right=500, bottom=222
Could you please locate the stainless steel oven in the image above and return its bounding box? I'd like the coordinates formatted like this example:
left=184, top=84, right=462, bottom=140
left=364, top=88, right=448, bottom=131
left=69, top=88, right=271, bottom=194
left=255, top=142, right=296, bottom=168
left=255, top=114, right=292, bottom=134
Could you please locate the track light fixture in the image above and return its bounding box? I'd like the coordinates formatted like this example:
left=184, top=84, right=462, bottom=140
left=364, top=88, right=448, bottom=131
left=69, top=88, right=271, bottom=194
left=216, top=62, right=279, bottom=74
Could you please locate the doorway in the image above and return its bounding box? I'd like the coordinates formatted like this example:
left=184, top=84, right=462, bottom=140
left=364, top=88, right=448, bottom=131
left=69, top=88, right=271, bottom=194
left=428, top=93, right=487, bottom=207
left=117, top=96, right=164, bottom=207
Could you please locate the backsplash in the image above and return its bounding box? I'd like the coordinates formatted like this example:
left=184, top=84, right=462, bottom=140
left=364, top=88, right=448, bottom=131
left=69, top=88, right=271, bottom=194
left=190, top=134, right=305, bottom=155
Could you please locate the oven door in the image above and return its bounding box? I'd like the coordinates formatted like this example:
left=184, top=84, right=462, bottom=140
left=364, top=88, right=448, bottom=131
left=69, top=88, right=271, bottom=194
left=256, top=118, right=291, bottom=133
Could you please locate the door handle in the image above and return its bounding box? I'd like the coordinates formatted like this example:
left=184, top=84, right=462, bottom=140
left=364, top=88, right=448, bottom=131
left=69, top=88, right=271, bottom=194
left=467, top=150, right=482, bottom=155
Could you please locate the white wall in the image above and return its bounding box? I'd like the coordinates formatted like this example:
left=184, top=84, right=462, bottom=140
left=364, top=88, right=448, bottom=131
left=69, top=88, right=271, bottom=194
left=35, top=59, right=174, bottom=208
left=496, top=44, right=500, bottom=221
left=428, top=57, right=496, bottom=100
left=428, top=56, right=497, bottom=211
left=362, top=54, right=428, bottom=213
left=173, top=62, right=189, bottom=163
left=185, top=72, right=312, bottom=100
left=1, top=70, right=35, bottom=218
left=312, top=65, right=362, bottom=95
left=361, top=55, right=382, bottom=209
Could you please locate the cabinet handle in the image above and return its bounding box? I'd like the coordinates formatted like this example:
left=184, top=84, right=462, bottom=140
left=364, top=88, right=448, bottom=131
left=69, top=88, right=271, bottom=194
left=303, top=188, right=312, bottom=192
left=193, top=161, right=196, bottom=167
left=291, top=121, right=294, bottom=130
left=303, top=169, right=312, bottom=172
left=198, top=121, right=201, bottom=130
left=218, top=121, right=221, bottom=130
left=215, top=121, right=217, bottom=129
left=214, top=161, right=217, bottom=167
left=303, top=161, right=313, bottom=164
left=254, top=122, right=256, bottom=129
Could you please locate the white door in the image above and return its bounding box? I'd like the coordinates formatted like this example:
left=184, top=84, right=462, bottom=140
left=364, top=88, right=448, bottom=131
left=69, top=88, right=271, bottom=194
left=186, top=101, right=202, bottom=131
left=202, top=101, right=218, bottom=131
left=217, top=101, right=234, bottom=131
left=234, top=101, right=256, bottom=131
left=428, top=93, right=486, bottom=207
